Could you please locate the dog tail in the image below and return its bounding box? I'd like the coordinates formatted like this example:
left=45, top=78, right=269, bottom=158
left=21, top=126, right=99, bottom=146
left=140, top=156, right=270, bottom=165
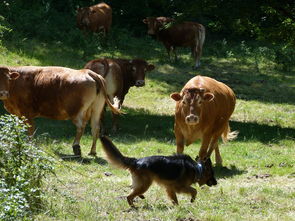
left=100, top=136, right=137, bottom=170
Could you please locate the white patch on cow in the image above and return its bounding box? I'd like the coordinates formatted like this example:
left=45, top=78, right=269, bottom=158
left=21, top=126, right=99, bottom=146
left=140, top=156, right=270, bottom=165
left=113, top=96, right=121, bottom=109
left=132, top=67, right=136, bottom=72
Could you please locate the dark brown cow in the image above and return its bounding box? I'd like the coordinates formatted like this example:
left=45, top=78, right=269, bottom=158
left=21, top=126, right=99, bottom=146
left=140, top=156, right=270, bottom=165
left=0, top=66, right=120, bottom=156
left=77, top=2, right=112, bottom=35
left=143, top=17, right=205, bottom=68
left=170, top=75, right=238, bottom=165
left=84, top=58, right=155, bottom=131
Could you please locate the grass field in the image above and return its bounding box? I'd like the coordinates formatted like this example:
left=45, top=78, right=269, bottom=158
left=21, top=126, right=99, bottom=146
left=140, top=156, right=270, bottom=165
left=0, top=34, right=295, bottom=221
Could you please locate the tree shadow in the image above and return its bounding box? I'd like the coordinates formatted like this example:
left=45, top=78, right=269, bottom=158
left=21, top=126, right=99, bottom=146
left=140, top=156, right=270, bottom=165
left=0, top=104, right=293, bottom=146
left=147, top=62, right=295, bottom=105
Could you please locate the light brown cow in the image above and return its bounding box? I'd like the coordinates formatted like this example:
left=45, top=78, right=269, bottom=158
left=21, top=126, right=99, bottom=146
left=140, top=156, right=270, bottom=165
left=84, top=58, right=155, bottom=131
left=143, top=17, right=205, bottom=68
left=77, top=2, right=112, bottom=35
left=170, top=75, right=237, bottom=165
left=0, top=66, right=120, bottom=156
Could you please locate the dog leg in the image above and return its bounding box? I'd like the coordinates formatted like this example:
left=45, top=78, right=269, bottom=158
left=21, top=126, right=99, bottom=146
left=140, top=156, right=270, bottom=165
left=177, top=186, right=197, bottom=203
left=127, top=175, right=151, bottom=207
left=127, top=186, right=150, bottom=207
left=166, top=188, right=178, bottom=205
left=138, top=195, right=145, bottom=199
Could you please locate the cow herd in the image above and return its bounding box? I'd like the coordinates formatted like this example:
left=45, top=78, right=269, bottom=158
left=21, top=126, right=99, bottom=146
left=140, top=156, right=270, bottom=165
left=0, top=2, right=238, bottom=206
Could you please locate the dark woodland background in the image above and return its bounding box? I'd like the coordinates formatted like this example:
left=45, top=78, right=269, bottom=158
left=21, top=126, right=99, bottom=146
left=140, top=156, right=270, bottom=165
left=0, top=0, right=294, bottom=44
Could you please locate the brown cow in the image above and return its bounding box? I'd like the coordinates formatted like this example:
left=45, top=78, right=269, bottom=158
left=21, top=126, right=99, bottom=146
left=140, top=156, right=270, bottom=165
left=143, top=17, right=205, bottom=68
left=84, top=58, right=155, bottom=131
left=77, top=2, right=112, bottom=35
left=0, top=66, right=120, bottom=156
left=170, top=75, right=238, bottom=165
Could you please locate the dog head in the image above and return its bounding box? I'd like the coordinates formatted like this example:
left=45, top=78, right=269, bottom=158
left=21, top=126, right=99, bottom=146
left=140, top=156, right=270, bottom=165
left=195, top=156, right=217, bottom=187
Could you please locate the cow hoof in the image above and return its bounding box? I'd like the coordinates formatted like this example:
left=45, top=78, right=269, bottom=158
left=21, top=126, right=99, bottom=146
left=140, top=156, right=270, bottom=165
left=72, top=145, right=81, bottom=156
left=88, top=151, right=97, bottom=156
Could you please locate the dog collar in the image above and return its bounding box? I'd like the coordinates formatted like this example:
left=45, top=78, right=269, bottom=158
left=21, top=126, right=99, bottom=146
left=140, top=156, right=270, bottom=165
left=195, top=162, right=204, bottom=180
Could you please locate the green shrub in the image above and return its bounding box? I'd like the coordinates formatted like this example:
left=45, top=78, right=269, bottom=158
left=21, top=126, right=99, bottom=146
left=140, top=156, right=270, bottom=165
left=0, top=115, right=55, bottom=220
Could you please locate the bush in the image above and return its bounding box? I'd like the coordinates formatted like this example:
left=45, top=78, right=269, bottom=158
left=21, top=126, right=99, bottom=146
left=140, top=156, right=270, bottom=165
left=0, top=115, right=55, bottom=220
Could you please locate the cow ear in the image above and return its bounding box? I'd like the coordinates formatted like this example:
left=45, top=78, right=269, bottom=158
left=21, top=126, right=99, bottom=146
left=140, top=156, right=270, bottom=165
left=203, top=93, right=214, bottom=102
left=147, top=64, right=155, bottom=71
left=170, top=92, right=182, bottom=101
left=9, top=72, right=20, bottom=80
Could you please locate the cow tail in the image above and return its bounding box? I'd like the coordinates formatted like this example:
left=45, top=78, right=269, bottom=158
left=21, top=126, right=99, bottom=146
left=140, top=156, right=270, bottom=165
left=84, top=58, right=110, bottom=78
left=89, top=71, right=121, bottom=115
left=222, top=123, right=238, bottom=143
left=100, top=136, right=137, bottom=170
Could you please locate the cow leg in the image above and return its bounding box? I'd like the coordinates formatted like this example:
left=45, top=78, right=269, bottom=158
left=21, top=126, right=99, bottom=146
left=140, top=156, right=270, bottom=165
left=89, top=93, right=105, bottom=156
left=214, top=144, right=222, bottom=166
left=172, top=46, right=177, bottom=61
left=164, top=43, right=172, bottom=61
left=195, top=43, right=203, bottom=69
left=72, top=110, right=90, bottom=156
left=175, top=125, right=185, bottom=153
left=207, top=138, right=222, bottom=165
left=199, top=135, right=211, bottom=160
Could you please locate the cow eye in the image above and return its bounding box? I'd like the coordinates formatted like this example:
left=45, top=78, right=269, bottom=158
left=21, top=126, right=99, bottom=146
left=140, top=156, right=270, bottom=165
left=182, top=100, right=187, bottom=105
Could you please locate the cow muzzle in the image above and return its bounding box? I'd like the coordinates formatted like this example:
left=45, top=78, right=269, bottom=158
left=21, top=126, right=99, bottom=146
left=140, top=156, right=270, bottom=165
left=0, top=91, right=9, bottom=100
left=185, top=114, right=199, bottom=125
left=135, top=80, right=145, bottom=87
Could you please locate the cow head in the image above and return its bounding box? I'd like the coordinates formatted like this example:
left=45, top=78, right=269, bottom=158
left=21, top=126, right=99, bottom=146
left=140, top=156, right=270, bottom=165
left=170, top=87, right=214, bottom=125
left=195, top=156, right=217, bottom=187
left=143, top=17, right=174, bottom=35
left=0, top=67, right=19, bottom=100
left=76, top=7, right=91, bottom=29
left=127, top=59, right=155, bottom=87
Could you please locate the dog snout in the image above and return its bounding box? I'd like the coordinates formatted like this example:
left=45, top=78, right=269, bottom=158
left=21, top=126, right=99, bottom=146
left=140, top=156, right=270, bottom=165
left=185, top=114, right=199, bottom=125
left=207, top=178, right=217, bottom=186
left=135, top=80, right=145, bottom=87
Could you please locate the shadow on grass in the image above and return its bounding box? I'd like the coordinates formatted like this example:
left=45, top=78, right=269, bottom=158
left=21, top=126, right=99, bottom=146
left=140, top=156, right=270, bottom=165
left=214, top=165, right=246, bottom=179
left=0, top=105, right=294, bottom=146
left=2, top=34, right=294, bottom=105
left=54, top=150, right=108, bottom=165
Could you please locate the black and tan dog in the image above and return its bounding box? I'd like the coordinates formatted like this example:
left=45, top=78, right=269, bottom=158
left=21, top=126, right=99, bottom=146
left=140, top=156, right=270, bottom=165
left=100, top=136, right=217, bottom=206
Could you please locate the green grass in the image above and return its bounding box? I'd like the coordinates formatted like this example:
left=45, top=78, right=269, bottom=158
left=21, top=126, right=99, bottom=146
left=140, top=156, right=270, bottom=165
left=0, top=34, right=295, bottom=221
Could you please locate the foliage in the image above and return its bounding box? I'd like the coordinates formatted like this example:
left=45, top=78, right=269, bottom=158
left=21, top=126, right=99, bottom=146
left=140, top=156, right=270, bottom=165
left=0, top=0, right=294, bottom=45
left=0, top=115, right=55, bottom=220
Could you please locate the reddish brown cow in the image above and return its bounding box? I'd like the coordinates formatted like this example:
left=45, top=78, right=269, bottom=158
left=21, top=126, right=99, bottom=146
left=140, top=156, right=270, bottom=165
left=170, top=76, right=238, bottom=165
left=0, top=66, right=120, bottom=156
left=84, top=58, right=155, bottom=131
left=77, top=2, right=112, bottom=35
left=143, top=17, right=205, bottom=68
